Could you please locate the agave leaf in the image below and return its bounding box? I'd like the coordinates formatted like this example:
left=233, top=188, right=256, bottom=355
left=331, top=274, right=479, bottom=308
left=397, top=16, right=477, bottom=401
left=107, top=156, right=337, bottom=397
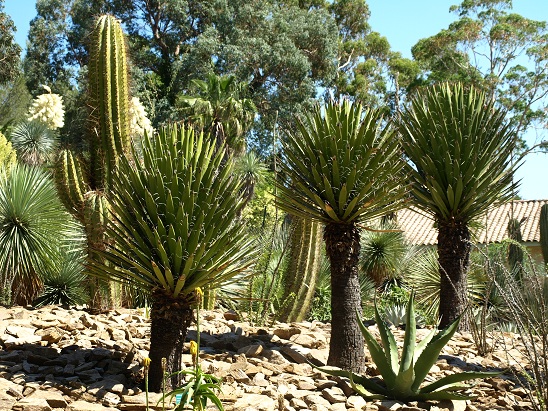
left=411, top=313, right=462, bottom=392
left=372, top=302, right=399, bottom=374
left=312, top=365, right=389, bottom=395
left=419, top=371, right=501, bottom=394
left=357, top=313, right=397, bottom=386
left=350, top=375, right=387, bottom=400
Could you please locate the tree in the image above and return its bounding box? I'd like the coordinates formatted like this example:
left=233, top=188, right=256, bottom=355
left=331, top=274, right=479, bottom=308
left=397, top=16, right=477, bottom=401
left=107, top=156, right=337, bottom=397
left=91, top=126, right=256, bottom=391
left=412, top=0, right=548, bottom=148
left=0, top=0, right=21, bottom=85
left=327, top=0, right=421, bottom=114
left=178, top=73, right=257, bottom=156
left=398, top=83, right=519, bottom=328
left=276, top=100, right=406, bottom=372
left=23, top=0, right=339, bottom=155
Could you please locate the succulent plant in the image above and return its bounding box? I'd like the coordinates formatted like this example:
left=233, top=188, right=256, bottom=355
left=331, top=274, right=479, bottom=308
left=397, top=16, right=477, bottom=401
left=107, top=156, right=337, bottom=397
left=316, top=293, right=500, bottom=401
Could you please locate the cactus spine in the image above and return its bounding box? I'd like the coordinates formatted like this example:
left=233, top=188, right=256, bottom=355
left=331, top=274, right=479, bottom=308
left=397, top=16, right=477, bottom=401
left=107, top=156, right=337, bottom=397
left=54, top=15, right=131, bottom=308
left=279, top=216, right=322, bottom=323
left=540, top=204, right=548, bottom=266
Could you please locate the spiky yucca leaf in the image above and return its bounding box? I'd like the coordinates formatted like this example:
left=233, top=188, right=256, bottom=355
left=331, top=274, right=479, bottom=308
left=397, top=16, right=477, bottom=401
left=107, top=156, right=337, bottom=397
left=0, top=164, right=81, bottom=305
left=276, top=100, right=406, bottom=224
left=399, top=83, right=518, bottom=224
left=90, top=125, right=257, bottom=300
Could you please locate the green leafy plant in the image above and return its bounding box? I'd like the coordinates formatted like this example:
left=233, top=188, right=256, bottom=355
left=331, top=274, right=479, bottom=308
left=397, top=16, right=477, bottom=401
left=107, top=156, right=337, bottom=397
left=316, top=293, right=500, bottom=401
left=10, top=120, right=57, bottom=166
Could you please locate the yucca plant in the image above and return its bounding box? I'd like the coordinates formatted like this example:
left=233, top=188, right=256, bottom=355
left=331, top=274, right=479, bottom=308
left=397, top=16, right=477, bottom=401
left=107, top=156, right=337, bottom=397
left=90, top=125, right=256, bottom=392
left=276, top=100, right=407, bottom=372
left=399, top=83, right=519, bottom=328
left=10, top=120, right=57, bottom=166
left=0, top=164, right=81, bottom=306
left=316, top=293, right=500, bottom=401
left=33, top=246, right=88, bottom=308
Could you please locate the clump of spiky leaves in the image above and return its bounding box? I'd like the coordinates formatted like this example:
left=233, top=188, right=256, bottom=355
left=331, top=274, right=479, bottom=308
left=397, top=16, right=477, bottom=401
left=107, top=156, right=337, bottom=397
left=0, top=164, right=82, bottom=306
left=360, top=223, right=409, bottom=287
left=90, top=125, right=257, bottom=392
left=316, top=293, right=500, bottom=401
left=33, top=246, right=88, bottom=308
left=10, top=120, right=57, bottom=166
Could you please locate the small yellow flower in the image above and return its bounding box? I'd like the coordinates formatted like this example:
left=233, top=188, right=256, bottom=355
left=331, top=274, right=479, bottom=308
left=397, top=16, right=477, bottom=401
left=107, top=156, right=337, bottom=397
left=195, top=287, right=203, bottom=298
left=190, top=340, right=198, bottom=366
left=161, top=357, right=167, bottom=372
left=142, top=357, right=151, bottom=368
left=190, top=340, right=198, bottom=357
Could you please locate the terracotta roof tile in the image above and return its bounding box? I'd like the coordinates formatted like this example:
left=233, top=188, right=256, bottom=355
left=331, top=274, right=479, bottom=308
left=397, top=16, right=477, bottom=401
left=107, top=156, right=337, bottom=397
left=396, top=200, right=548, bottom=246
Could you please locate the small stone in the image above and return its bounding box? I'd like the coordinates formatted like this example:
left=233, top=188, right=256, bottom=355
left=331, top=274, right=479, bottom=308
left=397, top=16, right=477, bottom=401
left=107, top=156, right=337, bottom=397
left=224, top=310, right=240, bottom=321
left=378, top=400, right=404, bottom=411
left=238, top=344, right=264, bottom=357
left=12, top=397, right=52, bottom=411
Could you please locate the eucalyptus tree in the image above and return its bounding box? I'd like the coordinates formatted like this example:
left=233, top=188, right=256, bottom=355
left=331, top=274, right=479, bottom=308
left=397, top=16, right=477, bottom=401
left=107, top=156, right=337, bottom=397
left=276, top=100, right=406, bottom=372
left=412, top=0, right=548, bottom=148
left=398, top=83, right=519, bottom=328
left=0, top=0, right=21, bottom=85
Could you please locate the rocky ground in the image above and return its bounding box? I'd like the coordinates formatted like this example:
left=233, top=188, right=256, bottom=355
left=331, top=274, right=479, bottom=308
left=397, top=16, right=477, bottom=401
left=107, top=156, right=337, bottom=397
left=0, top=305, right=538, bottom=411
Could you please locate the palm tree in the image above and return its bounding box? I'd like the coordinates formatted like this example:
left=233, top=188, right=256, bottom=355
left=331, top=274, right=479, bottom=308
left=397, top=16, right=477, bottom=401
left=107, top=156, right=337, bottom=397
left=90, top=125, right=257, bottom=391
left=178, top=73, right=256, bottom=156
left=276, top=100, right=406, bottom=372
left=398, top=83, right=518, bottom=328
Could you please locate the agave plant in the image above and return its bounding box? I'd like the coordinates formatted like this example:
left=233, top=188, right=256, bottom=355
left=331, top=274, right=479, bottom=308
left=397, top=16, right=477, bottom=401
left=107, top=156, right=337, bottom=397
left=316, top=293, right=500, bottom=401
left=10, top=120, right=57, bottom=166
left=90, top=125, right=257, bottom=391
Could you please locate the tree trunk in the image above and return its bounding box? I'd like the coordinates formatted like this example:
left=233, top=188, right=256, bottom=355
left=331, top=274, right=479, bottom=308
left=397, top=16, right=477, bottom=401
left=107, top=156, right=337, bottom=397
left=148, top=293, right=194, bottom=392
left=437, top=219, right=470, bottom=329
left=324, top=222, right=366, bottom=373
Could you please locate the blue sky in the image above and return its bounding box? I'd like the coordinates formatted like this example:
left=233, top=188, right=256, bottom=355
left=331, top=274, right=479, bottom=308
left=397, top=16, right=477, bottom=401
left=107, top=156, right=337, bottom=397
left=4, top=0, right=548, bottom=199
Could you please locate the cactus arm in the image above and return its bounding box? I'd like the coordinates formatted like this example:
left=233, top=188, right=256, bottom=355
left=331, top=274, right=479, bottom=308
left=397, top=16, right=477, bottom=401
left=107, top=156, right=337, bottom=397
left=54, top=149, right=88, bottom=218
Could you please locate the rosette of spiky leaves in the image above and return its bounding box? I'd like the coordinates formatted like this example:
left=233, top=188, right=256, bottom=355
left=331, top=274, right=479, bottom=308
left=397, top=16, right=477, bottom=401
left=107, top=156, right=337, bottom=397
left=92, top=124, right=256, bottom=295
left=315, top=293, right=500, bottom=401
left=276, top=100, right=406, bottom=224
left=10, top=120, right=57, bottom=166
left=0, top=164, right=81, bottom=305
left=33, top=247, right=88, bottom=308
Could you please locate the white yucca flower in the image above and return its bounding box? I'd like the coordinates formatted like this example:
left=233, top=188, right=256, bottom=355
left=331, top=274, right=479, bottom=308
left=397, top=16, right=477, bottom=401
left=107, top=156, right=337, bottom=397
left=27, top=88, right=65, bottom=130
left=129, top=97, right=154, bottom=138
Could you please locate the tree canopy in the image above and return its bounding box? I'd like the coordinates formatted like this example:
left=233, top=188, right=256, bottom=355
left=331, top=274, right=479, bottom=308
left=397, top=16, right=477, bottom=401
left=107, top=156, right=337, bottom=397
left=412, top=0, right=548, bottom=148
left=0, top=0, right=22, bottom=85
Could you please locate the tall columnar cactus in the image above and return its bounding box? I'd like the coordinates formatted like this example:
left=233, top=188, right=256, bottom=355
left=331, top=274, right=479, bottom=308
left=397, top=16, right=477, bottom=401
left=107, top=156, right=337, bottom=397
left=54, top=15, right=131, bottom=308
left=279, top=216, right=323, bottom=323
left=540, top=204, right=548, bottom=266
left=507, top=217, right=524, bottom=284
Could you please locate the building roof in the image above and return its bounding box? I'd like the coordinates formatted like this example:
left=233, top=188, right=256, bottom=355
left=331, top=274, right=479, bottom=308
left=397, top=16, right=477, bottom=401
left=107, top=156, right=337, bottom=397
left=397, top=200, right=548, bottom=246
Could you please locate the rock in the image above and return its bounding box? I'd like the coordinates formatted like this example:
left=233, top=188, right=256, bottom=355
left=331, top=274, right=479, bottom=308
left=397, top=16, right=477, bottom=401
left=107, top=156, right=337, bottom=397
left=233, top=394, right=276, bottom=410
left=67, top=401, right=119, bottom=411
left=224, top=310, right=240, bottom=321
left=12, top=397, right=53, bottom=411
left=238, top=344, right=264, bottom=357
left=273, top=326, right=301, bottom=340
left=378, top=400, right=404, bottom=411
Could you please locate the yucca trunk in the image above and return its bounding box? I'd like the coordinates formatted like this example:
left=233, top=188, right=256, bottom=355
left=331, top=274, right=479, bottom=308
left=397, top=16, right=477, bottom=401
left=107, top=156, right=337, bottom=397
left=148, top=291, right=194, bottom=392
left=324, top=222, right=366, bottom=373
left=437, top=220, right=470, bottom=329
